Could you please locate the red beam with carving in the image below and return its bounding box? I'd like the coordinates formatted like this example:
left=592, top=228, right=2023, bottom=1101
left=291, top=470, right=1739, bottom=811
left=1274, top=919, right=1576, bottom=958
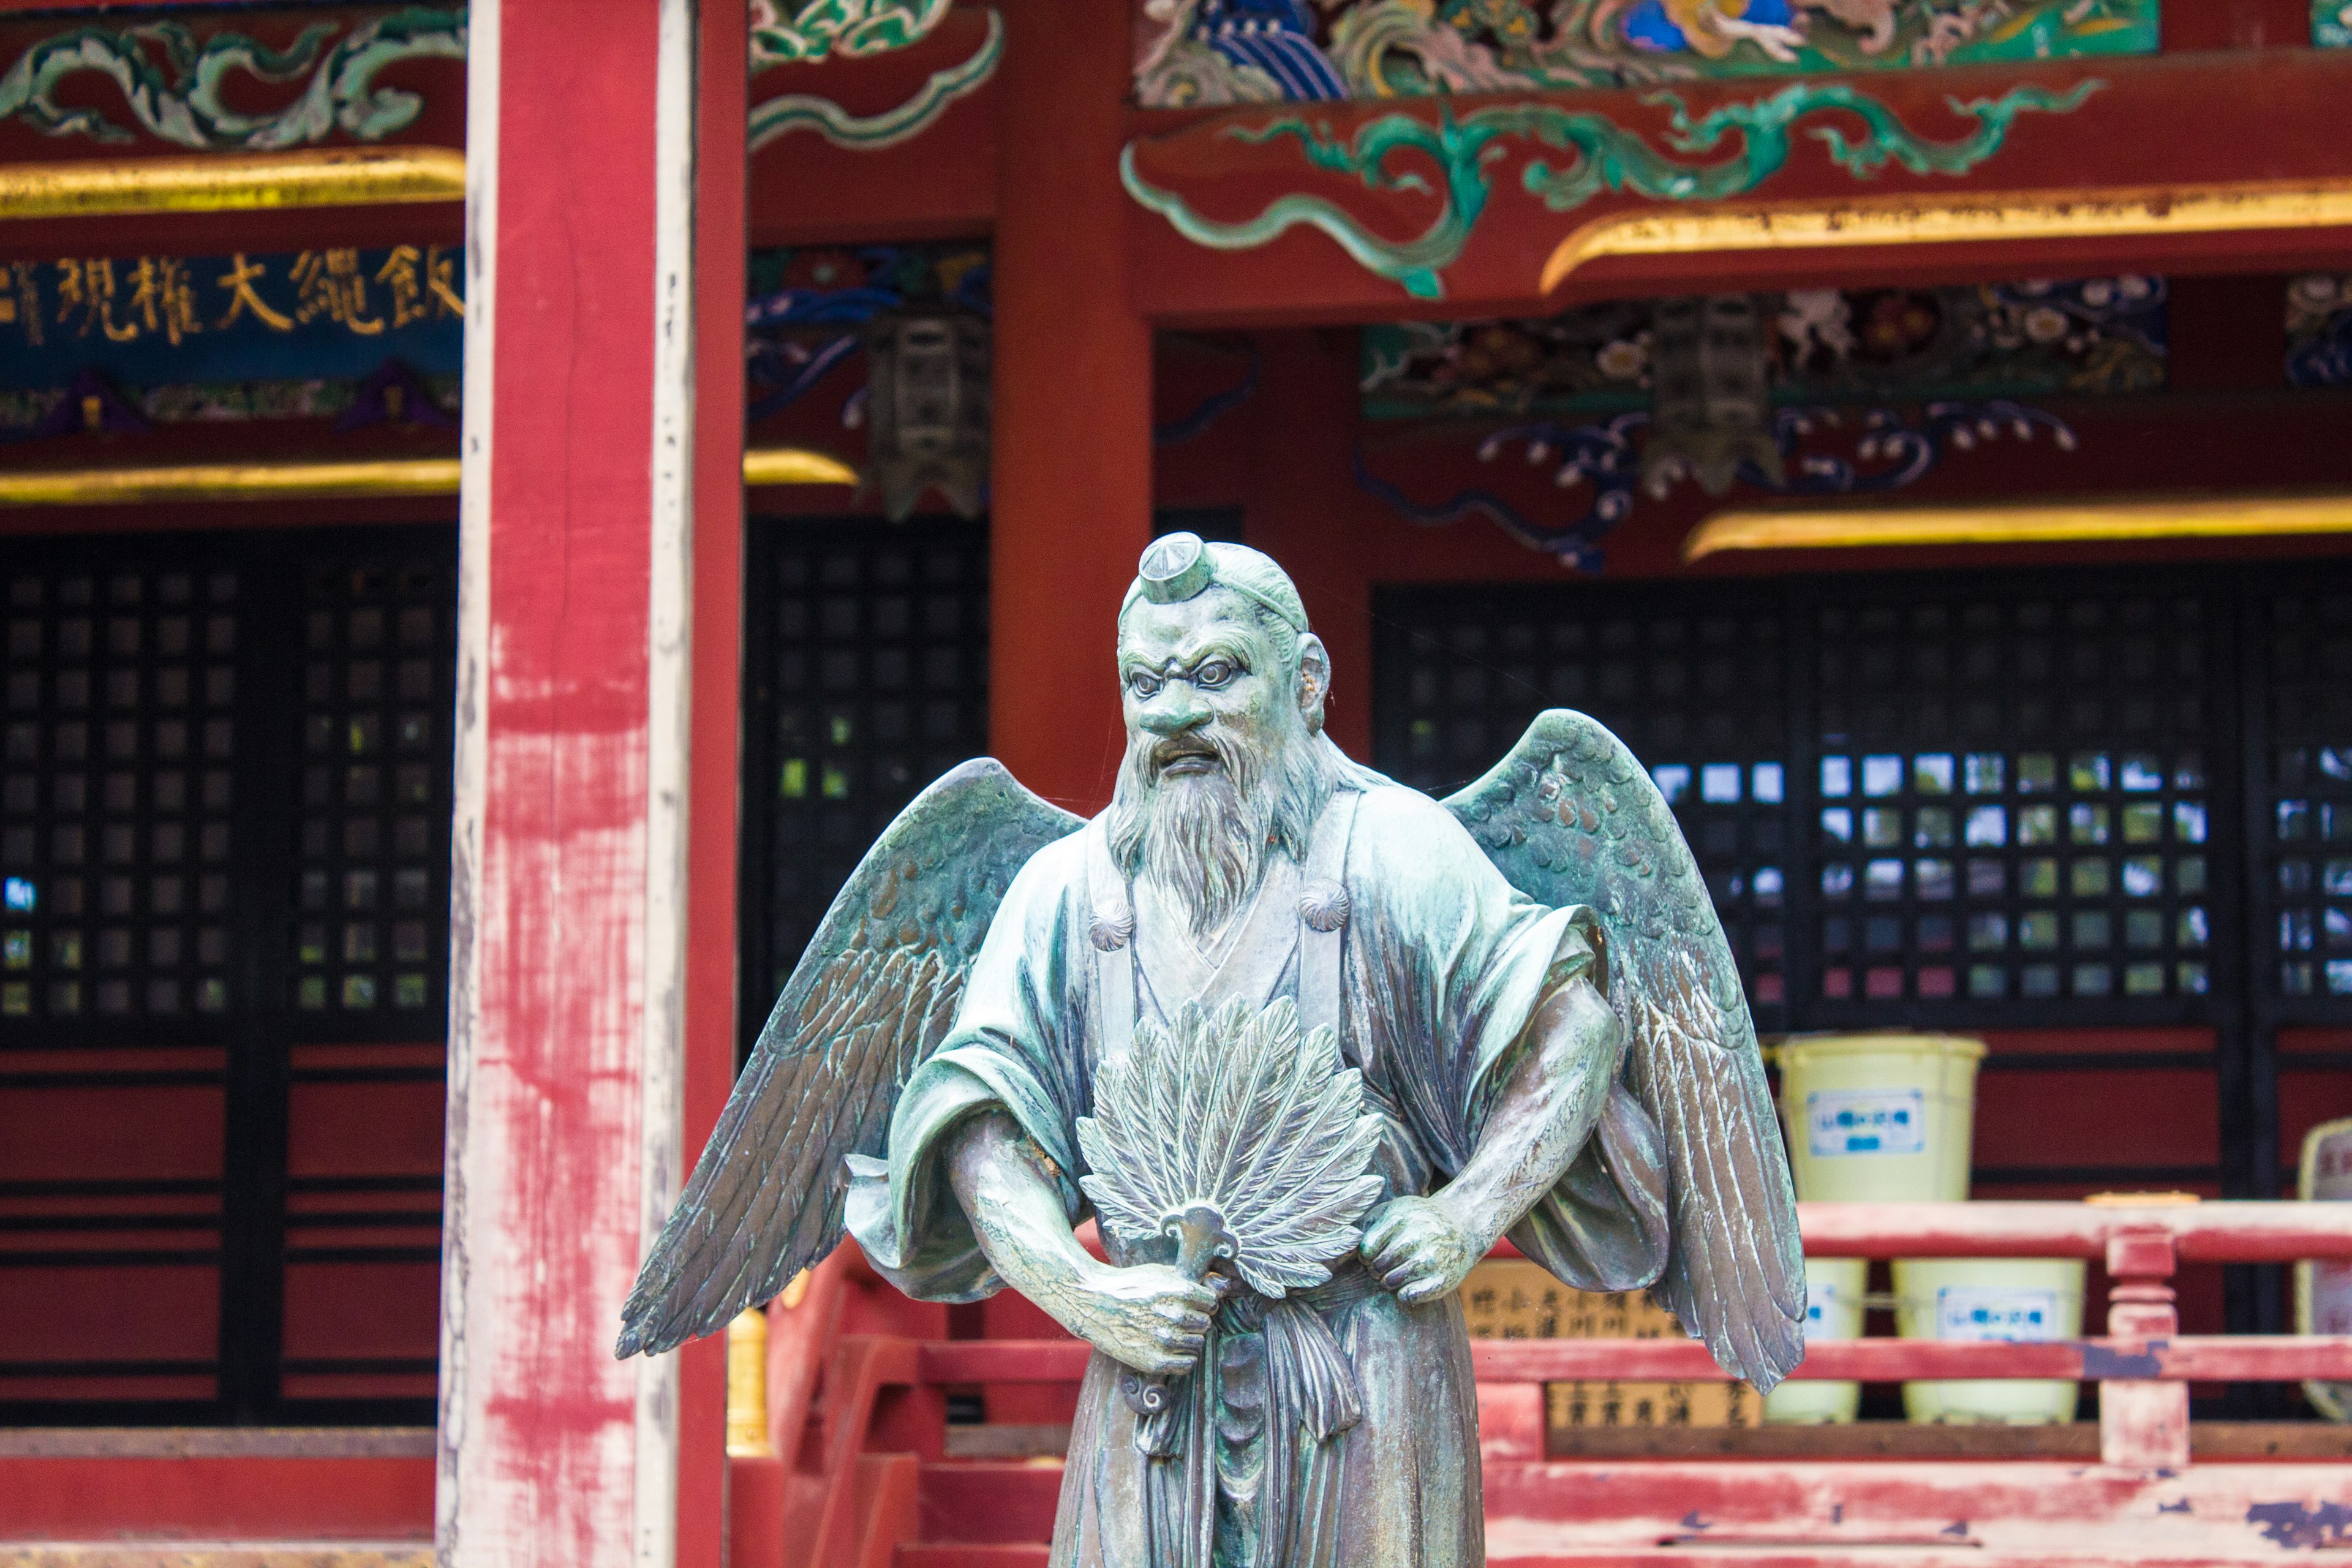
left=1123, top=51, right=2352, bottom=327
left=747, top=7, right=998, bottom=246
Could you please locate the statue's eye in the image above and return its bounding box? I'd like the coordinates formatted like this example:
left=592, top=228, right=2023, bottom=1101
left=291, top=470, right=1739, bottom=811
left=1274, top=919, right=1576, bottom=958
left=1194, top=660, right=1235, bottom=689
left=1126, top=670, right=1161, bottom=698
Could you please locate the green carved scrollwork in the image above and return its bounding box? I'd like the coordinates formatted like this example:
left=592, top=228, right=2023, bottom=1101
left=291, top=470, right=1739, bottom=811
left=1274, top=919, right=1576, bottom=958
left=1121, top=79, right=2102, bottom=300
left=750, top=0, right=953, bottom=67
left=0, top=8, right=466, bottom=150
left=749, top=7, right=1001, bottom=152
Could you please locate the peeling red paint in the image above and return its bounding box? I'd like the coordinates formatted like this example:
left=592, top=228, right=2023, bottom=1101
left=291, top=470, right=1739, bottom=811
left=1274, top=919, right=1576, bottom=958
left=441, top=2, right=668, bottom=1564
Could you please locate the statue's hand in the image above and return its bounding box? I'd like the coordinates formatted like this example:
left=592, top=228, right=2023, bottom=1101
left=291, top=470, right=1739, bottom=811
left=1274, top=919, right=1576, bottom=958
left=1061, top=1262, right=1219, bottom=1376
left=1361, top=1194, right=1486, bottom=1306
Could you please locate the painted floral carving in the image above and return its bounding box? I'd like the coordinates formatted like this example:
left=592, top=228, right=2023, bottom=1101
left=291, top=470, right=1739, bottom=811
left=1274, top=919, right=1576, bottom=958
left=1360, top=275, right=2163, bottom=420
left=1355, top=399, right=2077, bottom=567
left=1134, top=0, right=2156, bottom=106
left=0, top=9, right=464, bottom=149
left=2286, top=274, right=2352, bottom=387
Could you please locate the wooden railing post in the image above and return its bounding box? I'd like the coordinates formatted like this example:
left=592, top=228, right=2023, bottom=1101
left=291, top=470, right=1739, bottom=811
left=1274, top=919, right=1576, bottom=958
left=2100, top=1227, right=2187, bottom=1469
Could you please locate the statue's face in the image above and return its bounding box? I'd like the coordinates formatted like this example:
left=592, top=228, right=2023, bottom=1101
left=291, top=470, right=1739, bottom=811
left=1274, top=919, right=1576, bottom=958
left=1116, top=588, right=1300, bottom=788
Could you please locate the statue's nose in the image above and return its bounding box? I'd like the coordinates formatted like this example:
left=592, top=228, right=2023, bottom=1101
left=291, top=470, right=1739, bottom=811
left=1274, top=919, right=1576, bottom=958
left=1137, top=688, right=1209, bottom=736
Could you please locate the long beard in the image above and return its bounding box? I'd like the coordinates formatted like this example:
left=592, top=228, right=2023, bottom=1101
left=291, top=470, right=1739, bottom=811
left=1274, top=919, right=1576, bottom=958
left=1105, top=726, right=1338, bottom=940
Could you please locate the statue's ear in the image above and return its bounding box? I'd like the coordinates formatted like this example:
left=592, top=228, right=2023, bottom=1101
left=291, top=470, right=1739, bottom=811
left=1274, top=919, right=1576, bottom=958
left=1295, top=633, right=1332, bottom=733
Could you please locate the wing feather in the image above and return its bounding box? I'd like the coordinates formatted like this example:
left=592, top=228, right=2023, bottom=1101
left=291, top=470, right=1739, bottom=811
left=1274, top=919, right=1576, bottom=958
left=616, top=760, right=1080, bottom=1358
left=1442, top=711, right=1806, bottom=1392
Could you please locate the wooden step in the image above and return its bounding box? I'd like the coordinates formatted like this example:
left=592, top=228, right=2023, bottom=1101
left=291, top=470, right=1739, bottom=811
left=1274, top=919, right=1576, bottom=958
left=918, top=1462, right=1063, bottom=1546
left=897, top=1548, right=1047, bottom=1568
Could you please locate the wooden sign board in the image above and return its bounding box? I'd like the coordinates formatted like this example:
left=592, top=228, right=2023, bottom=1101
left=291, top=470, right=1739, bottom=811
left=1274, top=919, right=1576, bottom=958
left=1462, top=1259, right=1758, bottom=1430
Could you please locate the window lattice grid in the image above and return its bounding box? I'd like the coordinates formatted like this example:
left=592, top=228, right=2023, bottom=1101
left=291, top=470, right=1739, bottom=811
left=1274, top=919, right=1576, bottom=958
left=290, top=555, right=456, bottom=1021
left=2257, top=578, right=2352, bottom=1007
left=747, top=520, right=990, bottom=1011
left=1812, top=590, right=2219, bottom=1017
left=1374, top=592, right=1794, bottom=1025
left=3, top=565, right=241, bottom=1025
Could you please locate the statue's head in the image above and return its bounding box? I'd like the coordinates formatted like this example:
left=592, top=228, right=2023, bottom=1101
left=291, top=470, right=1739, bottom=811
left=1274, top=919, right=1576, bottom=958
left=1107, top=535, right=1338, bottom=935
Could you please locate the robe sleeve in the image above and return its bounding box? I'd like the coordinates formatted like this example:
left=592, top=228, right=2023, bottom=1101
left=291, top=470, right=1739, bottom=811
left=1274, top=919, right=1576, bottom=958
left=845, top=833, right=1091, bottom=1302
left=1346, top=786, right=1670, bottom=1294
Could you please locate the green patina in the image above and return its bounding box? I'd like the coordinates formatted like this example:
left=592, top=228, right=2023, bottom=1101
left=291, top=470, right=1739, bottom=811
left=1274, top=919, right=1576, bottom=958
left=0, top=9, right=466, bottom=149
left=1123, top=78, right=2101, bottom=301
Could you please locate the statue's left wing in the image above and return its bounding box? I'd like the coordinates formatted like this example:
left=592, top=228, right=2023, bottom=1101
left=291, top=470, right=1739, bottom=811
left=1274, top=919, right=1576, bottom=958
left=616, top=760, right=1081, bottom=1359
left=1443, top=711, right=1804, bottom=1392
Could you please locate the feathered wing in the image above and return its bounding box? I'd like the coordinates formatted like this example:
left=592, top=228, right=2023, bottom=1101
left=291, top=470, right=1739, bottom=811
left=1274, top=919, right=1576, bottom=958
left=1442, top=711, right=1805, bottom=1392
left=616, top=759, right=1080, bottom=1358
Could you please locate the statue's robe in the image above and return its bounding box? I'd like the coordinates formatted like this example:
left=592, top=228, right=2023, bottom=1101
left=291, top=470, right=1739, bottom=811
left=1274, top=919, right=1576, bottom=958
left=848, top=774, right=1670, bottom=1568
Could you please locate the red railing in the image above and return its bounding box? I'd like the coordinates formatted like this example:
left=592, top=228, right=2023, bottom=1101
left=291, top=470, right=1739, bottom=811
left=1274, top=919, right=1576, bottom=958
left=748, top=1200, right=2352, bottom=1568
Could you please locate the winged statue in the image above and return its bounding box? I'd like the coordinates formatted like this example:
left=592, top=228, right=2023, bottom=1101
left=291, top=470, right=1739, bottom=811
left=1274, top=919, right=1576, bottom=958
left=620, top=533, right=1801, bottom=1568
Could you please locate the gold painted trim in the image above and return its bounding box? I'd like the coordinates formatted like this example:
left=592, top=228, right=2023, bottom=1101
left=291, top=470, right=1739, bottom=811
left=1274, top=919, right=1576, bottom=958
left=1683, top=492, right=2352, bottom=562
left=0, top=147, right=467, bottom=220
left=1542, top=178, right=2352, bottom=294
left=744, top=446, right=859, bottom=487
left=0, top=448, right=858, bottom=505
left=0, top=458, right=462, bottom=505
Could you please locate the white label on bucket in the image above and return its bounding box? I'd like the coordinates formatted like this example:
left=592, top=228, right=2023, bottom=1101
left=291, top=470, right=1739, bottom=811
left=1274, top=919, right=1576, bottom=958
left=1804, top=1280, right=1850, bottom=1338
left=2316, top=1261, right=2352, bottom=1336
left=1806, top=1087, right=1926, bottom=1156
left=1935, top=1286, right=2061, bottom=1343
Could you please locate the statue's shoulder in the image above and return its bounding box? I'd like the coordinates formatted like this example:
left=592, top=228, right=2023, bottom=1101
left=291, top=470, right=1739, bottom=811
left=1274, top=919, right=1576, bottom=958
left=982, top=816, right=1094, bottom=928
left=1343, top=776, right=1483, bottom=875
left=1015, top=818, right=1095, bottom=886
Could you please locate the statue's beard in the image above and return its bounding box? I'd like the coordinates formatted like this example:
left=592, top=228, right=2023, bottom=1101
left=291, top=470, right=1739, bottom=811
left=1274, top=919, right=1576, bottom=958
left=1106, top=725, right=1337, bottom=941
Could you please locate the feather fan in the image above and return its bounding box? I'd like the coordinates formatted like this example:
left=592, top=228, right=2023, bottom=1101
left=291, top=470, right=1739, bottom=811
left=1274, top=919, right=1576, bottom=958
left=1077, top=997, right=1384, bottom=1298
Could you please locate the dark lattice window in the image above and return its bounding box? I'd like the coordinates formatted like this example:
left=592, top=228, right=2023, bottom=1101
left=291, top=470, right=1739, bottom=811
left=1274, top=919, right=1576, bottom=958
left=292, top=558, right=454, bottom=1022
left=2, top=567, right=243, bottom=1027
left=1374, top=571, right=2258, bottom=1035
left=1, top=526, right=453, bottom=1424
left=2255, top=580, right=2352, bottom=1011
left=1810, top=588, right=2225, bottom=1023
left=739, top=518, right=989, bottom=1055
left=1378, top=586, right=1794, bottom=1032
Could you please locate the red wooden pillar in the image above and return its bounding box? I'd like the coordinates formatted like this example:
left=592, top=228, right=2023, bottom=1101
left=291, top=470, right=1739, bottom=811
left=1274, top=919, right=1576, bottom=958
left=990, top=0, right=1154, bottom=812
left=684, top=3, right=750, bottom=1566
left=440, top=1, right=744, bottom=1564
left=1246, top=331, right=1378, bottom=762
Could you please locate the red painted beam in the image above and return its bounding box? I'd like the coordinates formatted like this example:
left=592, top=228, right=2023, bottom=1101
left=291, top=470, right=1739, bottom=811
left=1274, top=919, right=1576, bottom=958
left=746, top=9, right=997, bottom=246
left=1123, top=51, right=2352, bottom=326
left=1790, top=1200, right=2352, bottom=1262
left=914, top=1334, right=2352, bottom=1385
left=0, top=1457, right=432, bottom=1541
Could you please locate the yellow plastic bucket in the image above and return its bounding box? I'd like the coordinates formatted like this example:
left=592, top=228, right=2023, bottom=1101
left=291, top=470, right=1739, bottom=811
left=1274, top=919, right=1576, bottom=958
left=1774, top=1035, right=1989, bottom=1423
left=1893, top=1257, right=2084, bottom=1424
left=1762, top=1256, right=1866, bottom=1425
left=1774, top=1035, right=1985, bottom=1204
left=2297, top=1116, right=2352, bottom=1422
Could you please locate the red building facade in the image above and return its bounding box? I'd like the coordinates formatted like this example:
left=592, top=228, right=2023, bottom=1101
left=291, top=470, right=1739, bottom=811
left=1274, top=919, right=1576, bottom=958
left=2, top=0, right=2351, bottom=1562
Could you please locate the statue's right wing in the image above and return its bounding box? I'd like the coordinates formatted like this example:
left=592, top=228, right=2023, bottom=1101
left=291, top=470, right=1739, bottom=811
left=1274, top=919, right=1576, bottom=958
left=1443, top=711, right=1805, bottom=1392
left=616, top=759, right=1081, bottom=1358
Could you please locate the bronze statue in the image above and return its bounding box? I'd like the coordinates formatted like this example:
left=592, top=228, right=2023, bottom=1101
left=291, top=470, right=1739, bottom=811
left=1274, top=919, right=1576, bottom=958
left=618, top=535, right=1803, bottom=1568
